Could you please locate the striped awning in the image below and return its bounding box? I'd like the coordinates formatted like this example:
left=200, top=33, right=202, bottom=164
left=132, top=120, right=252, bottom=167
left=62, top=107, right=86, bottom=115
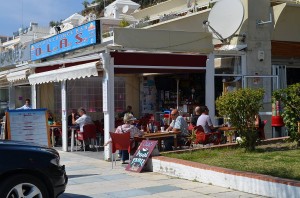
left=6, top=69, right=30, bottom=82
left=28, top=61, right=101, bottom=85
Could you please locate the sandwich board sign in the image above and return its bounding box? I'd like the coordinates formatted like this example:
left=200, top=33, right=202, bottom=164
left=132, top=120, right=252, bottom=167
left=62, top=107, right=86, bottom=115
left=6, top=108, right=50, bottom=147
left=126, top=140, right=157, bottom=173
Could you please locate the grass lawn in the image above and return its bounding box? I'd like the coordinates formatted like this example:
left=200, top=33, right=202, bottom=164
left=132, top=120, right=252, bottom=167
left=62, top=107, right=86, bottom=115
left=163, top=142, right=300, bottom=181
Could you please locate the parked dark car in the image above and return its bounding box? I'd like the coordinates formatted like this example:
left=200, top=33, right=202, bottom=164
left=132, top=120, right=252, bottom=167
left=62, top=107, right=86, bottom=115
left=0, top=140, right=68, bottom=198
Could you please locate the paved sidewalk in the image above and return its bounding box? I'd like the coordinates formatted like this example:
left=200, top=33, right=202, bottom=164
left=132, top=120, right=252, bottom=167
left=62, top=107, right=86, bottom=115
left=57, top=150, right=268, bottom=198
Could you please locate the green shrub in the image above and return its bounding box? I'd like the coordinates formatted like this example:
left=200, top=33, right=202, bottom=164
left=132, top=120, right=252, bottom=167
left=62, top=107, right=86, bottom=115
left=216, top=88, right=265, bottom=151
left=273, top=83, right=300, bottom=143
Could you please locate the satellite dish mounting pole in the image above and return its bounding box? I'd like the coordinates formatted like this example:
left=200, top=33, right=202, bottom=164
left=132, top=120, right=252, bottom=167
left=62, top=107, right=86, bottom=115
left=203, top=20, right=225, bottom=43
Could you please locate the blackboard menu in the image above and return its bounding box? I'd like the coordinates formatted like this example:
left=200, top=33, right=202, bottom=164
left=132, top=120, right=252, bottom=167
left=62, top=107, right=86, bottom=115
left=6, top=108, right=50, bottom=147
left=126, top=140, right=157, bottom=173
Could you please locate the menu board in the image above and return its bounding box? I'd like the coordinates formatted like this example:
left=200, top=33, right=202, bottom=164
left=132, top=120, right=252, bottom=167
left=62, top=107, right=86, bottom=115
left=6, top=108, right=50, bottom=147
left=126, top=140, right=157, bottom=173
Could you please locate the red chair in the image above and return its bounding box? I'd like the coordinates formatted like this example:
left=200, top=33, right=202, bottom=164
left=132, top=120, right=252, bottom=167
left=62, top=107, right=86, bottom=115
left=109, top=132, right=131, bottom=168
left=193, top=125, right=221, bottom=146
left=188, top=123, right=195, bottom=131
left=258, top=120, right=267, bottom=140
left=76, top=124, right=97, bottom=152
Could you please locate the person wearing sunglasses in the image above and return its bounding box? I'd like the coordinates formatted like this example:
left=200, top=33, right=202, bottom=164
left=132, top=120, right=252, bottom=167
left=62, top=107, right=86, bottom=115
left=164, top=109, right=189, bottom=151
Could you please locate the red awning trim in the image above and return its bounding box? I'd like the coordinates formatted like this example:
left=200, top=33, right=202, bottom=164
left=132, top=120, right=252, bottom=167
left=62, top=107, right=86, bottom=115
left=110, top=52, right=207, bottom=67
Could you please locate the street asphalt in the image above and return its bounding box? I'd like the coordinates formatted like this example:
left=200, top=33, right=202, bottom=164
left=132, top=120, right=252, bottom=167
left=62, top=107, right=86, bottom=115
left=57, top=148, right=269, bottom=198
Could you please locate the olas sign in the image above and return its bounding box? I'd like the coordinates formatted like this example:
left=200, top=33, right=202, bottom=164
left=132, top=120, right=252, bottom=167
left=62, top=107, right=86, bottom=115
left=30, top=20, right=100, bottom=61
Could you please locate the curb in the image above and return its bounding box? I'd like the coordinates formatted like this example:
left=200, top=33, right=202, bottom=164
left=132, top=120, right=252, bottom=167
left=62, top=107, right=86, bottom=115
left=151, top=137, right=299, bottom=198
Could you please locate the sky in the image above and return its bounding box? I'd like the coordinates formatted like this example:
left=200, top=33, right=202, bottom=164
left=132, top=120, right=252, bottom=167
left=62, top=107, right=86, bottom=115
left=0, top=0, right=92, bottom=36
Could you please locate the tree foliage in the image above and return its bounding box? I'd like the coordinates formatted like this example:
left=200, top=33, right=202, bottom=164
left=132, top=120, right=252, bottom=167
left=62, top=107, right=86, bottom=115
left=49, top=20, right=62, bottom=27
left=216, top=88, right=265, bottom=151
left=119, top=19, right=130, bottom=27
left=273, top=83, right=300, bottom=143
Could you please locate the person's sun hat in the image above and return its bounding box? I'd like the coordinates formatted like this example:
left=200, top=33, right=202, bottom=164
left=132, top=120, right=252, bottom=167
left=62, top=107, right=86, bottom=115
left=123, top=113, right=136, bottom=123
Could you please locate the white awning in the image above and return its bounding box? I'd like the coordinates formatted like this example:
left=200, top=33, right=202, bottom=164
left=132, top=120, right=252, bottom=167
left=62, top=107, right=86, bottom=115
left=0, top=74, right=9, bottom=88
left=6, top=69, right=30, bottom=82
left=28, top=61, right=101, bottom=85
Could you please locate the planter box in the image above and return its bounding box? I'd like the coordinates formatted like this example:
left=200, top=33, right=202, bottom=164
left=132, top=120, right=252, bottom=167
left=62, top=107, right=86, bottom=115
left=152, top=155, right=300, bottom=198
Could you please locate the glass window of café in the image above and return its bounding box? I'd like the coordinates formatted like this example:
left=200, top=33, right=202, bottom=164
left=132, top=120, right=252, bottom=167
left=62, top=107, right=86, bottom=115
left=154, top=73, right=206, bottom=114
left=52, top=76, right=126, bottom=121
left=214, top=55, right=243, bottom=98
left=214, top=55, right=243, bottom=121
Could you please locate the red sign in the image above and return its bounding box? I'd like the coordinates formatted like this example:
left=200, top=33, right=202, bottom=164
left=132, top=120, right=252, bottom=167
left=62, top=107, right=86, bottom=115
left=126, top=140, right=158, bottom=173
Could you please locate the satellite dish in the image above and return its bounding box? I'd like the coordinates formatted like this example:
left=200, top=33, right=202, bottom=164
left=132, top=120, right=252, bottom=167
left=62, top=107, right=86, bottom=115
left=122, top=5, right=129, bottom=14
left=207, top=0, right=244, bottom=40
left=89, top=13, right=96, bottom=21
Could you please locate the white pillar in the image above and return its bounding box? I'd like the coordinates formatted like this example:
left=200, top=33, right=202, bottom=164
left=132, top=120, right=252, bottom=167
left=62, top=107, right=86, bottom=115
left=176, top=79, right=180, bottom=109
left=31, top=84, right=36, bottom=109
left=61, top=80, right=68, bottom=152
left=101, top=52, right=115, bottom=161
left=206, top=53, right=215, bottom=124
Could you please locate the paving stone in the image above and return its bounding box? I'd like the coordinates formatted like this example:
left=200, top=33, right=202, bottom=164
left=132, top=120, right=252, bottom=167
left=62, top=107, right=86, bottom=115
left=57, top=150, right=270, bottom=198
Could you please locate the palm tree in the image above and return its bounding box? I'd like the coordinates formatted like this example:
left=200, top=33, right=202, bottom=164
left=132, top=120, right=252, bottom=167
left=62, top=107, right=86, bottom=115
left=82, top=0, right=90, bottom=9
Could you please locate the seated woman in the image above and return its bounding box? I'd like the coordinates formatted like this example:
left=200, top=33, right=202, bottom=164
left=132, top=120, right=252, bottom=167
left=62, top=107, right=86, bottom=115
left=104, top=113, right=144, bottom=164
left=47, top=110, right=54, bottom=125
left=255, top=114, right=266, bottom=139
left=48, top=110, right=61, bottom=146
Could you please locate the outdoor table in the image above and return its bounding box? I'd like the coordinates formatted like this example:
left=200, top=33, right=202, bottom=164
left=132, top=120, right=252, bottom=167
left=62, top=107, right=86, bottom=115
left=49, top=123, right=62, bottom=147
left=217, top=126, right=236, bottom=131
left=69, top=125, right=78, bottom=152
left=218, top=126, right=237, bottom=143
left=135, top=131, right=179, bottom=151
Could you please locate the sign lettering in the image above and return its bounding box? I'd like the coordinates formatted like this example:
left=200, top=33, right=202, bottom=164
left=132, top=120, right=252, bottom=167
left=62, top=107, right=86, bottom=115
left=30, top=20, right=100, bottom=61
left=126, top=140, right=158, bottom=173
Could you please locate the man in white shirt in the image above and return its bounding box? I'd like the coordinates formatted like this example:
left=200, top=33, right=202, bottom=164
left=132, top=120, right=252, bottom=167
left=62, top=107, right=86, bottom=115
left=72, top=107, right=93, bottom=151
left=16, top=99, right=32, bottom=110
left=196, top=106, right=215, bottom=133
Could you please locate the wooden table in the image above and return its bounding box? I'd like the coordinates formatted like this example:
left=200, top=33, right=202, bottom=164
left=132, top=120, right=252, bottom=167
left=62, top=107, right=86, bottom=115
left=218, top=126, right=236, bottom=143
left=49, top=124, right=62, bottom=147
left=217, top=126, right=236, bottom=131
left=135, top=131, right=180, bottom=151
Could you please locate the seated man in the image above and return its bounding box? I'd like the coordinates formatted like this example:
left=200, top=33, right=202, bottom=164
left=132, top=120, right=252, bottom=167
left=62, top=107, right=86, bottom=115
left=196, top=106, right=216, bottom=133
left=191, top=106, right=201, bottom=127
left=72, top=107, right=93, bottom=151
left=119, top=105, right=134, bottom=119
left=196, top=106, right=222, bottom=144
left=16, top=98, right=32, bottom=110
left=164, top=109, right=189, bottom=151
